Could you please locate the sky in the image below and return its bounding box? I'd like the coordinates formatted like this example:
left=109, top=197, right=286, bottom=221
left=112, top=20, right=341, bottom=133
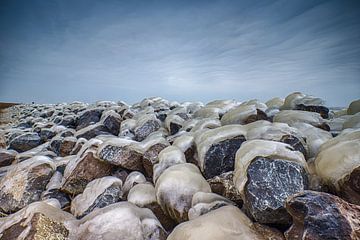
left=0, top=0, right=359, bottom=106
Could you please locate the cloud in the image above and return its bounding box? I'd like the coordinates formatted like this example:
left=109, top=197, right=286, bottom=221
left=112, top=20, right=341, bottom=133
left=0, top=0, right=359, bottom=106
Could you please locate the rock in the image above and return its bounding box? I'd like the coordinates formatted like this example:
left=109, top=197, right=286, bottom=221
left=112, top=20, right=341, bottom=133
left=315, top=130, right=360, bottom=205
left=41, top=171, right=70, bottom=209
left=0, top=156, right=55, bottom=213
left=71, top=176, right=123, bottom=218
left=142, top=140, right=169, bottom=177
left=75, top=123, right=112, bottom=140
left=76, top=108, right=104, bottom=130
left=39, top=128, right=56, bottom=142
left=49, top=136, right=77, bottom=157
left=266, top=97, right=284, bottom=109
left=165, top=114, right=185, bottom=135
left=207, top=171, right=242, bottom=206
left=221, top=104, right=268, bottom=125
left=97, top=138, right=144, bottom=171
left=134, top=114, right=161, bottom=141
left=234, top=140, right=308, bottom=225
left=274, top=110, right=329, bottom=130
left=0, top=149, right=17, bottom=167
left=196, top=125, right=246, bottom=179
left=61, top=149, right=113, bottom=195
left=244, top=156, right=308, bottom=225
left=8, top=132, right=42, bottom=152
left=188, top=192, right=236, bottom=220
left=128, top=182, right=176, bottom=231
left=155, top=163, right=211, bottom=223
left=100, top=110, right=122, bottom=136
left=68, top=202, right=167, bottom=240
left=347, top=99, right=360, bottom=115
left=167, top=205, right=268, bottom=240
left=122, top=171, right=147, bottom=198
left=285, top=191, right=360, bottom=240
left=153, top=146, right=186, bottom=183
left=343, top=112, right=360, bottom=129
left=0, top=201, right=75, bottom=240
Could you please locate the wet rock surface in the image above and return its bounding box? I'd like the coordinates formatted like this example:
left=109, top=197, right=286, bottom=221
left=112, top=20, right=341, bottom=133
left=0, top=93, right=358, bottom=239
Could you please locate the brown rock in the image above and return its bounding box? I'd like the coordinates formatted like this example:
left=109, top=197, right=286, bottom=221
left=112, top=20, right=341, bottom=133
left=61, top=150, right=113, bottom=195
left=0, top=149, right=17, bottom=167
left=285, top=190, right=360, bottom=240
left=59, top=137, right=77, bottom=157
left=142, top=143, right=168, bottom=177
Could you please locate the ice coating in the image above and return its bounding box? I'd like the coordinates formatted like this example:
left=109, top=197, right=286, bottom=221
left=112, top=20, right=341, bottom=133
left=193, top=107, right=221, bottom=119
left=127, top=183, right=156, bottom=207
left=155, top=163, right=211, bottom=222
left=221, top=104, right=258, bottom=125
left=266, top=97, right=284, bottom=108
left=68, top=202, right=166, bottom=240
left=70, top=176, right=122, bottom=218
left=165, top=114, right=185, bottom=131
left=45, top=171, right=63, bottom=191
left=122, top=171, right=147, bottom=196
left=273, top=110, right=326, bottom=126
left=291, top=122, right=332, bottom=158
left=315, top=133, right=360, bottom=189
left=195, top=125, right=247, bottom=172
left=190, top=118, right=221, bottom=132
left=172, top=133, right=194, bottom=153
left=234, top=139, right=307, bottom=195
left=168, top=205, right=265, bottom=240
left=343, top=112, right=360, bottom=129
left=139, top=135, right=169, bottom=152
left=188, top=192, right=235, bottom=220
left=281, top=92, right=325, bottom=110
left=153, top=146, right=186, bottom=183
left=319, top=129, right=360, bottom=152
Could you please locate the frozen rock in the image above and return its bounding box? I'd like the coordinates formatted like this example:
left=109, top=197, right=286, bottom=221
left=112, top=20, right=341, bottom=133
left=0, top=149, right=17, bottom=167
left=195, top=125, right=247, bottom=179
left=347, top=99, right=360, bottom=115
left=153, top=146, right=186, bottom=183
left=68, top=202, right=167, bottom=240
left=142, top=137, right=169, bottom=177
left=221, top=104, right=268, bottom=125
left=165, top=114, right=185, bottom=135
left=71, top=176, right=123, bottom=218
left=97, top=138, right=144, bottom=171
left=0, top=201, right=75, bottom=240
left=188, top=192, right=235, bottom=220
left=122, top=171, right=147, bottom=198
left=75, top=123, right=112, bottom=140
left=61, top=149, right=113, bottom=195
left=0, top=156, right=55, bottom=213
left=168, top=205, right=269, bottom=240
left=39, top=128, right=56, bottom=142
left=41, top=171, right=70, bottom=209
left=128, top=182, right=176, bottom=231
left=155, top=163, right=211, bottom=223
left=343, top=112, right=360, bottom=129
left=273, top=110, right=329, bottom=130
left=207, top=171, right=242, bottom=206
left=234, top=140, right=308, bottom=225
left=285, top=191, right=360, bottom=240
left=49, top=136, right=77, bottom=157
left=76, top=108, right=104, bottom=130
left=9, top=132, right=42, bottom=152
left=265, top=97, right=284, bottom=108
left=315, top=130, right=360, bottom=204
left=134, top=114, right=161, bottom=141
left=100, top=110, right=122, bottom=136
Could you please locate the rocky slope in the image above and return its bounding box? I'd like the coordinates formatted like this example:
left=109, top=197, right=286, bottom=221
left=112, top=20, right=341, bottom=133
left=0, top=93, right=359, bottom=240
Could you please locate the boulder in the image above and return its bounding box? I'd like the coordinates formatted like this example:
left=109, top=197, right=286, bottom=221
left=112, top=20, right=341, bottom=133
left=347, top=99, right=360, bottom=115
left=68, top=202, right=167, bottom=240
left=61, top=149, right=113, bottom=195
left=234, top=140, right=308, bottom=225
left=0, top=156, right=55, bottom=213
left=195, top=125, right=246, bottom=179
left=122, top=171, right=147, bottom=198
left=142, top=139, right=169, bottom=177
left=155, top=163, right=211, bottom=223
left=285, top=191, right=360, bottom=240
left=0, top=149, right=17, bottom=167
left=0, top=201, right=75, bottom=240
left=134, top=114, right=161, bottom=141
left=9, top=132, right=42, bottom=152
left=41, top=171, right=70, bottom=209
left=71, top=176, right=123, bottom=218
left=100, top=110, right=122, bottom=136
left=274, top=110, right=329, bottom=130
left=315, top=130, right=360, bottom=204
left=75, top=123, right=112, bottom=140
left=97, top=138, right=144, bottom=171
left=76, top=108, right=104, bottom=130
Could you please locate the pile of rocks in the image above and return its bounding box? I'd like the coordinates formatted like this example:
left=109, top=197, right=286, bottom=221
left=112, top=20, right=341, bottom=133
left=0, top=93, right=359, bottom=240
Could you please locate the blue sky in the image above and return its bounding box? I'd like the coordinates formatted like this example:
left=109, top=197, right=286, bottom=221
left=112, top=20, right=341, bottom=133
left=0, top=0, right=359, bottom=106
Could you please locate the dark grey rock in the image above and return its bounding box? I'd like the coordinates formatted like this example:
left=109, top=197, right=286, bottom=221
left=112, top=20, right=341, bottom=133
left=102, top=112, right=122, bottom=136
left=295, top=104, right=329, bottom=119
left=75, top=124, right=112, bottom=140
left=9, top=132, right=42, bottom=152
left=244, top=157, right=308, bottom=226
left=76, top=108, right=104, bottom=130
left=0, top=149, right=16, bottom=167
left=204, top=136, right=246, bottom=179
left=134, top=120, right=161, bottom=142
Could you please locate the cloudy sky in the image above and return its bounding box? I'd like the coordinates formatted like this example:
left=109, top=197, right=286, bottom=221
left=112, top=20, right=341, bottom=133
left=0, top=0, right=359, bottom=106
